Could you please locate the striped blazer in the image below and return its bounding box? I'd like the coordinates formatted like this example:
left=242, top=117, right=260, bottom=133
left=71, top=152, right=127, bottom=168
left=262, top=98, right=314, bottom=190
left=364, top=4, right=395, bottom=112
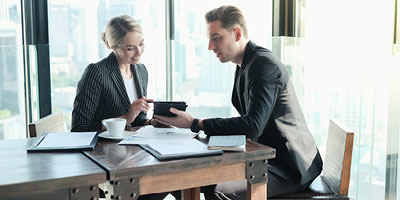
left=71, top=52, right=148, bottom=132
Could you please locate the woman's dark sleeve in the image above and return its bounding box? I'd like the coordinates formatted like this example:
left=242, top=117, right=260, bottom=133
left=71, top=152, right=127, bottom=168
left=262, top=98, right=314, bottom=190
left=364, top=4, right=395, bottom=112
left=71, top=64, right=102, bottom=132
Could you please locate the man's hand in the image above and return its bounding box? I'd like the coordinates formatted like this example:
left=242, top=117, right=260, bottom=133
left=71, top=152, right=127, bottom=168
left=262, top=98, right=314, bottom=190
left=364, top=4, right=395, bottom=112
left=149, top=118, right=172, bottom=128
left=154, top=108, right=194, bottom=128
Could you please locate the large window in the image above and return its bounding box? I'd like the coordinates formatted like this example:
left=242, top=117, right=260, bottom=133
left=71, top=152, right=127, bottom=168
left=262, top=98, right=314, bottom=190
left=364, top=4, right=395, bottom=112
left=173, top=0, right=272, bottom=118
left=0, top=0, right=25, bottom=140
left=276, top=0, right=399, bottom=199
left=48, top=0, right=166, bottom=130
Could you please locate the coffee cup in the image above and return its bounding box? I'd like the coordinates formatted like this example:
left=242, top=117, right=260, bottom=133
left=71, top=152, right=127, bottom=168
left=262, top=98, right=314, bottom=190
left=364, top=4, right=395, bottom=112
left=102, top=118, right=126, bottom=137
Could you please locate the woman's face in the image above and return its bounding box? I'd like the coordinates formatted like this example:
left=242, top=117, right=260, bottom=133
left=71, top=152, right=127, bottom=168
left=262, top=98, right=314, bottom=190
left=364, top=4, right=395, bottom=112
left=113, top=31, right=145, bottom=65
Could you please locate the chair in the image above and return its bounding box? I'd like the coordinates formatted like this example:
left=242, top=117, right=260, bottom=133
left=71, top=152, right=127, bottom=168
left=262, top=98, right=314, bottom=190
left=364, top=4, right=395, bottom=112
left=271, top=119, right=354, bottom=200
left=28, top=112, right=65, bottom=137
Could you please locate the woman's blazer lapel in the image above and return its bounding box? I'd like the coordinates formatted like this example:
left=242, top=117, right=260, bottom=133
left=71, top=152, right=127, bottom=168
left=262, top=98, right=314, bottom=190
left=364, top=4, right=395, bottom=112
left=132, top=63, right=147, bottom=99
left=106, top=53, right=131, bottom=108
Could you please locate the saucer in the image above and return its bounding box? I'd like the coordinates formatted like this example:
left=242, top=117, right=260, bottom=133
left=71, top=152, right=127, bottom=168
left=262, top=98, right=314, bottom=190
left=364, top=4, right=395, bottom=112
left=98, top=131, right=137, bottom=140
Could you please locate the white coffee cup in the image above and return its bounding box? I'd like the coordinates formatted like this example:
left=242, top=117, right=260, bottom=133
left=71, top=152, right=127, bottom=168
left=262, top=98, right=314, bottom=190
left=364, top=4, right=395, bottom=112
left=102, top=118, right=126, bottom=137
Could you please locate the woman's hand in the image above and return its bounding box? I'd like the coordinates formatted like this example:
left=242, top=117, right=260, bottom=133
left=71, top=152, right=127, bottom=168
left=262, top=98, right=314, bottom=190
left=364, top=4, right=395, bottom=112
left=124, top=97, right=153, bottom=124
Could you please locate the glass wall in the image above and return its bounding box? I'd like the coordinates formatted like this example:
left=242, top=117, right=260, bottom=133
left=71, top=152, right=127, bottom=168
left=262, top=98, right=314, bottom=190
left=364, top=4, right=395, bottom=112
left=47, top=0, right=166, bottom=130
left=0, top=0, right=26, bottom=140
left=173, top=0, right=272, bottom=118
left=276, top=0, right=399, bottom=199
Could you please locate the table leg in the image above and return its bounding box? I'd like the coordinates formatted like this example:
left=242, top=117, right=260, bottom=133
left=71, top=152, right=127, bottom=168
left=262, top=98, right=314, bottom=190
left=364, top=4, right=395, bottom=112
left=182, top=187, right=200, bottom=200
left=247, top=182, right=267, bottom=200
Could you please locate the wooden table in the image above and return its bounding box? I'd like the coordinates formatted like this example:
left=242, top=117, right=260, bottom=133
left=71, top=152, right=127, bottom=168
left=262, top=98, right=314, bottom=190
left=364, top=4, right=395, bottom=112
left=0, top=138, right=107, bottom=200
left=84, top=134, right=276, bottom=200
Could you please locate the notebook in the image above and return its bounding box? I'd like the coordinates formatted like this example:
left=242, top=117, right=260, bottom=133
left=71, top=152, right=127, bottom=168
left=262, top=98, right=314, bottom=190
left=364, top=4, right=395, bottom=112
left=27, top=132, right=98, bottom=152
left=207, top=135, right=246, bottom=152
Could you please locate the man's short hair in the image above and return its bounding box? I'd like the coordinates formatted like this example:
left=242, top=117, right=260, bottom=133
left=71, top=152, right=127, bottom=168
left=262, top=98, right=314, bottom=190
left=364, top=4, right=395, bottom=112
left=205, top=5, right=248, bottom=38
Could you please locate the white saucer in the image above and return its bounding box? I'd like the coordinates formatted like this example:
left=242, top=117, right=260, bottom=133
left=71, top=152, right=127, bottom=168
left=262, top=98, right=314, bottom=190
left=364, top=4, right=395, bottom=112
left=98, top=131, right=137, bottom=140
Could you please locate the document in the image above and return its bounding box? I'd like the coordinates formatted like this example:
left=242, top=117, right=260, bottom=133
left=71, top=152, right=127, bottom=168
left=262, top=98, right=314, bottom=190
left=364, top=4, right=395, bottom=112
left=119, top=126, right=199, bottom=145
left=27, top=132, right=98, bottom=152
left=38, top=132, right=96, bottom=147
left=140, top=138, right=223, bottom=160
left=134, top=126, right=198, bottom=138
left=147, top=139, right=209, bottom=154
left=208, top=135, right=246, bottom=152
left=119, top=127, right=222, bottom=160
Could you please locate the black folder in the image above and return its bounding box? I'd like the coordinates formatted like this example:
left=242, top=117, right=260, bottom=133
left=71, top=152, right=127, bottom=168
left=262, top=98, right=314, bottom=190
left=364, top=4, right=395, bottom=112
left=27, top=132, right=98, bottom=152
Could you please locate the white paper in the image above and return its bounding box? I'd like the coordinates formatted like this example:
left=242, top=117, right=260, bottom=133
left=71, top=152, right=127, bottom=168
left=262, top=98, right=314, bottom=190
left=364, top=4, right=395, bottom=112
left=37, top=132, right=96, bottom=148
left=147, top=139, right=211, bottom=155
left=119, top=137, right=185, bottom=145
left=119, top=127, right=199, bottom=145
left=134, top=126, right=198, bottom=139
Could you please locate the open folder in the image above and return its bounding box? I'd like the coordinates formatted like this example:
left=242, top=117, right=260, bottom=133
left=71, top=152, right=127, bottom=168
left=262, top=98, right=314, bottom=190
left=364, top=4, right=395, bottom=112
left=140, top=139, right=223, bottom=161
left=27, top=132, right=98, bottom=152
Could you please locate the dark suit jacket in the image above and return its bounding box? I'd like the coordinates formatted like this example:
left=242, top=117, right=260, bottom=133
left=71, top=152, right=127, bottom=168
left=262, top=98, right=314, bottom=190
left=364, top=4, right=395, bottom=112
left=71, top=52, right=148, bottom=132
left=203, top=41, right=323, bottom=185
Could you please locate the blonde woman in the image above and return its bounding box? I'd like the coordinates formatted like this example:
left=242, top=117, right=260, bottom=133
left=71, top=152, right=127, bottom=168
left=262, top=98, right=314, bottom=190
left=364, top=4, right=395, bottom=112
left=72, top=14, right=167, bottom=200
left=72, top=15, right=158, bottom=132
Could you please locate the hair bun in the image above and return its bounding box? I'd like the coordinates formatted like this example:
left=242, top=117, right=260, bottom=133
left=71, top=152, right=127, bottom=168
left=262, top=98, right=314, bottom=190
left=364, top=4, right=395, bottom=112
left=100, top=32, right=111, bottom=49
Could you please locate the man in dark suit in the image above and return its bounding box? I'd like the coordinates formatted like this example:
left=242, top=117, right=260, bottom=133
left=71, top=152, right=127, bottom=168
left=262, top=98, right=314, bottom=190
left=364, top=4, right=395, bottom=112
left=155, top=5, right=323, bottom=199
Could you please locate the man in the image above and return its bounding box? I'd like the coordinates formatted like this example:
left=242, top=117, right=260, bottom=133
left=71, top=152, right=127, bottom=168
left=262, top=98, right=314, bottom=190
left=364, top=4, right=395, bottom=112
left=155, top=5, right=323, bottom=199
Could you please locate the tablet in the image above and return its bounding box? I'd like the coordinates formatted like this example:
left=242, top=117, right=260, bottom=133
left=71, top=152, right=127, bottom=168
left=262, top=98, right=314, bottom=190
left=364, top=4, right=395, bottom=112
left=153, top=101, right=187, bottom=117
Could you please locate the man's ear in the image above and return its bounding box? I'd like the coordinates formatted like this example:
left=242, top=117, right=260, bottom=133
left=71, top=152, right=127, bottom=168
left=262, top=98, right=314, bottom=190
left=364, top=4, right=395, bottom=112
left=234, top=27, right=242, bottom=41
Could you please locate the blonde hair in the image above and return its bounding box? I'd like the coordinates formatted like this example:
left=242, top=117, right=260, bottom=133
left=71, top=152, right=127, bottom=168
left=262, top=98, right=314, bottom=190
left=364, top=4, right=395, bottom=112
left=205, top=5, right=248, bottom=38
left=101, top=15, right=143, bottom=49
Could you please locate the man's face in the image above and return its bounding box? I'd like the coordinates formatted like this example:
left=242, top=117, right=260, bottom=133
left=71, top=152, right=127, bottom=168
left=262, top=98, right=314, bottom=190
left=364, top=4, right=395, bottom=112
left=207, top=21, right=238, bottom=63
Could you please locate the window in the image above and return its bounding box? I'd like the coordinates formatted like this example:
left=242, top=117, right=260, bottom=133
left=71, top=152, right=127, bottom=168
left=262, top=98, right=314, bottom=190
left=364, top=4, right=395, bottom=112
left=173, top=0, right=272, bottom=118
left=278, top=0, right=398, bottom=199
left=0, top=0, right=26, bottom=139
left=394, top=0, right=400, bottom=55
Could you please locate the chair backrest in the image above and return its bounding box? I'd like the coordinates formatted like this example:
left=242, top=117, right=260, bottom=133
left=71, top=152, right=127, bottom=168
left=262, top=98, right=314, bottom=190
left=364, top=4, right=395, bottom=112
left=322, top=119, right=354, bottom=196
left=28, top=112, right=65, bottom=137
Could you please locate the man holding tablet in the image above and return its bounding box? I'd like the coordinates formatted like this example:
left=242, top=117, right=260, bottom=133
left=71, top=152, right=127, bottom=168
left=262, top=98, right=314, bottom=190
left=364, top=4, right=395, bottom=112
left=155, top=5, right=323, bottom=199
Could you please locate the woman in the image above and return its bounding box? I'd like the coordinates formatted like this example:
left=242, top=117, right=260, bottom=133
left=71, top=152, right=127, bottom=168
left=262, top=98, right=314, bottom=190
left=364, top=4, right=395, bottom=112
left=71, top=15, right=167, bottom=200
left=72, top=15, right=157, bottom=132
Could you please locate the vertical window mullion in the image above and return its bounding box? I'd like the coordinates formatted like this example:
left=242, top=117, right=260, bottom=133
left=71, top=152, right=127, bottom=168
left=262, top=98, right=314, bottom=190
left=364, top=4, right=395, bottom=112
left=22, top=0, right=51, bottom=120
left=165, top=0, right=174, bottom=100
